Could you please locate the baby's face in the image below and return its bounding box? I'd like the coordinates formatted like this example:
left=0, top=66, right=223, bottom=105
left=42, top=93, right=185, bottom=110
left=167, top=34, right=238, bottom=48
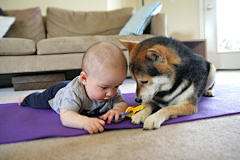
left=85, top=70, right=126, bottom=102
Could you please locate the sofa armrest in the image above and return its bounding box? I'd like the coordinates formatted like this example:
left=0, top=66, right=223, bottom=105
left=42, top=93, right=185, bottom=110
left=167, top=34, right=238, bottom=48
left=150, top=13, right=167, bottom=36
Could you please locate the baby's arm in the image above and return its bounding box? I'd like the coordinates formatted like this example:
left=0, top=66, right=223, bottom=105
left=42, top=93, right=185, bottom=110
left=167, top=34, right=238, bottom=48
left=60, top=109, right=105, bottom=134
left=100, top=101, right=128, bottom=124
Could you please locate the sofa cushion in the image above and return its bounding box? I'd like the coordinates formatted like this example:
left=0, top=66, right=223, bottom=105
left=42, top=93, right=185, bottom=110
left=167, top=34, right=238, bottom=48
left=0, top=38, right=36, bottom=56
left=46, top=7, right=134, bottom=38
left=0, top=53, right=84, bottom=74
left=3, top=7, right=46, bottom=41
left=37, top=35, right=154, bottom=55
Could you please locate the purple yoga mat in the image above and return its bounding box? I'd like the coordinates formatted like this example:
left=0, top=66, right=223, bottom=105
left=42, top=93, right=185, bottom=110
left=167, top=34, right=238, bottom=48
left=0, top=83, right=240, bottom=144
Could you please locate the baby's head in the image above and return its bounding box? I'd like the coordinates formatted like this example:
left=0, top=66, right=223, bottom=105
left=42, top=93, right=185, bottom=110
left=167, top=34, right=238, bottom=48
left=82, top=42, right=127, bottom=77
left=80, top=42, right=127, bottom=102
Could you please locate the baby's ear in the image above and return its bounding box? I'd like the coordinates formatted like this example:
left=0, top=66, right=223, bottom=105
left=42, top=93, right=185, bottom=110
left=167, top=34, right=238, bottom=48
left=80, top=71, right=88, bottom=85
left=119, top=39, right=139, bottom=52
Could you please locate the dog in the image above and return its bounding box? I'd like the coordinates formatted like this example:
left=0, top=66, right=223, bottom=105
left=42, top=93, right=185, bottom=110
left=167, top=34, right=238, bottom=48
left=119, top=36, right=216, bottom=130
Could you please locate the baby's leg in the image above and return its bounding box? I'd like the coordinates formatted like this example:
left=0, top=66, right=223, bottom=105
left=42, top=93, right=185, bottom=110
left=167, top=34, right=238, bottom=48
left=19, top=92, right=50, bottom=109
left=19, top=81, right=70, bottom=109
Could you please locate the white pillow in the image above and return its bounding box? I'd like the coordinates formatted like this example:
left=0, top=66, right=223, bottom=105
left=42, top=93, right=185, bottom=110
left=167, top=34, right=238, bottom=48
left=119, top=2, right=162, bottom=35
left=0, top=16, right=16, bottom=38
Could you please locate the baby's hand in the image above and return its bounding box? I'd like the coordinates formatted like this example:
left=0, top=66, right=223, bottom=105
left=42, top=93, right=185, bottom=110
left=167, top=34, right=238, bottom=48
left=100, top=109, right=125, bottom=124
left=82, top=117, right=105, bottom=134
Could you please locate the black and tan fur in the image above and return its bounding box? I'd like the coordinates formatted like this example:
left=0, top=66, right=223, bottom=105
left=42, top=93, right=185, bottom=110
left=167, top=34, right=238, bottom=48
left=119, top=36, right=216, bottom=130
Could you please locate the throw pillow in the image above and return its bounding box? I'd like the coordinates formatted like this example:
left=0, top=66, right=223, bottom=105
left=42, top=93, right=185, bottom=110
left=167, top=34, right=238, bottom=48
left=3, top=7, right=45, bottom=41
left=0, top=16, right=15, bottom=38
left=119, top=1, right=162, bottom=35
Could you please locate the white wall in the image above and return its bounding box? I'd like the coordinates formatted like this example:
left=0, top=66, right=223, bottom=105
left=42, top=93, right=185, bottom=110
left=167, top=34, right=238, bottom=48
left=0, top=0, right=121, bottom=15
left=107, top=0, right=123, bottom=11
left=159, top=0, right=200, bottom=39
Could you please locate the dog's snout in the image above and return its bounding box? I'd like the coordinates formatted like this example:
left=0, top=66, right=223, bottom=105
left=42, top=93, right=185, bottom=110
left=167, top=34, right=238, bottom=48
left=135, top=97, right=142, bottom=103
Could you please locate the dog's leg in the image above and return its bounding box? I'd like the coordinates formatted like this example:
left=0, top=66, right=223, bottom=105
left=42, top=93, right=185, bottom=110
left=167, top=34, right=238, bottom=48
left=131, top=103, right=153, bottom=125
left=204, top=83, right=215, bottom=97
left=204, top=63, right=216, bottom=97
left=143, top=101, right=197, bottom=130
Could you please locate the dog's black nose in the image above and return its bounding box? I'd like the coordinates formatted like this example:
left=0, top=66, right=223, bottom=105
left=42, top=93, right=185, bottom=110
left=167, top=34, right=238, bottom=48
left=135, top=98, right=142, bottom=103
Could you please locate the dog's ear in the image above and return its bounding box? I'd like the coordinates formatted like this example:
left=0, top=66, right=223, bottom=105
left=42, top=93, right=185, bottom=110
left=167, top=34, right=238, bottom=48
left=119, top=39, right=139, bottom=52
left=147, top=46, right=167, bottom=63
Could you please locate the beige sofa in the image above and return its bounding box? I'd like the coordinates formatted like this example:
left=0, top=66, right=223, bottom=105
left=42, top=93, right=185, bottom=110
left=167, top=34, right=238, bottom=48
left=0, top=7, right=167, bottom=86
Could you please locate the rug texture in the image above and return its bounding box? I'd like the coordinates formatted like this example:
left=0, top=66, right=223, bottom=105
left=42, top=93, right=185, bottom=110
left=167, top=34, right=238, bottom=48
left=0, top=83, right=239, bottom=144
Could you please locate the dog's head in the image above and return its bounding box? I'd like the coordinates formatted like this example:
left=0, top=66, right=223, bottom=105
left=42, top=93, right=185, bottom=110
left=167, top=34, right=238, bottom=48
left=119, top=39, right=180, bottom=103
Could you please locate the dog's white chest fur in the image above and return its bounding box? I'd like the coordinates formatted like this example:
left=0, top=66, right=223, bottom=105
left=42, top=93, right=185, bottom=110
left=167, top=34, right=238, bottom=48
left=162, top=79, right=191, bottom=103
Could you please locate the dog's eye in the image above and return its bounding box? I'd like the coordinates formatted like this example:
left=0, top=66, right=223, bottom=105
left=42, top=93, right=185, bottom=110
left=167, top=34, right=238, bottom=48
left=141, top=81, right=148, bottom=84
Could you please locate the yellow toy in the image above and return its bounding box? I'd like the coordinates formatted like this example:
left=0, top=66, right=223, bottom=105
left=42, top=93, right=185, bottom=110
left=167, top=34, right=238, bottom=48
left=111, top=105, right=144, bottom=123
left=122, top=105, right=144, bottom=118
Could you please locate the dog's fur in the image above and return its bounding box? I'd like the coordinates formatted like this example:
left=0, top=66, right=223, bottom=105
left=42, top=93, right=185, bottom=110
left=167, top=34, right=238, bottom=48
left=119, top=36, right=216, bottom=130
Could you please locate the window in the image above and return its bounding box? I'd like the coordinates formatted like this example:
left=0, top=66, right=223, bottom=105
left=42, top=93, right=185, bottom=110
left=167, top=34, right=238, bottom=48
left=217, top=0, right=240, bottom=53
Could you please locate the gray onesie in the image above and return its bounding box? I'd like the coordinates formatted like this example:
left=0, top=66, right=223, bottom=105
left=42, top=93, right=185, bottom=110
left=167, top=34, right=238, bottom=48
left=48, top=76, right=125, bottom=115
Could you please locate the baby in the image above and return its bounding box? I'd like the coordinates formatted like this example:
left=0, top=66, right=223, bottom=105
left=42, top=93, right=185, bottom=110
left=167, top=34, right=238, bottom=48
left=18, top=42, right=128, bottom=134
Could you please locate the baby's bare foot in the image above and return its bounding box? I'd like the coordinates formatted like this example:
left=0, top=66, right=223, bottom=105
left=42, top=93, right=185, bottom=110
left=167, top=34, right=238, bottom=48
left=18, top=95, right=27, bottom=105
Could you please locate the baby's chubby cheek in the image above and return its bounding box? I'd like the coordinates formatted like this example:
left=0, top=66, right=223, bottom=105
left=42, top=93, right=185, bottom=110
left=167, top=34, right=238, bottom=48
left=89, top=92, right=106, bottom=101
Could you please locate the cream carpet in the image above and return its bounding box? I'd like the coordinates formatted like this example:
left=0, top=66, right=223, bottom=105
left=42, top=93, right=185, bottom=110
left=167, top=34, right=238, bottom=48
left=0, top=114, right=239, bottom=160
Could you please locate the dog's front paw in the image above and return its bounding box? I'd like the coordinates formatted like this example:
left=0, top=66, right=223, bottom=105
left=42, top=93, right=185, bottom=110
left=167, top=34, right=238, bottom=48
left=131, top=110, right=150, bottom=125
left=143, top=113, right=165, bottom=130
